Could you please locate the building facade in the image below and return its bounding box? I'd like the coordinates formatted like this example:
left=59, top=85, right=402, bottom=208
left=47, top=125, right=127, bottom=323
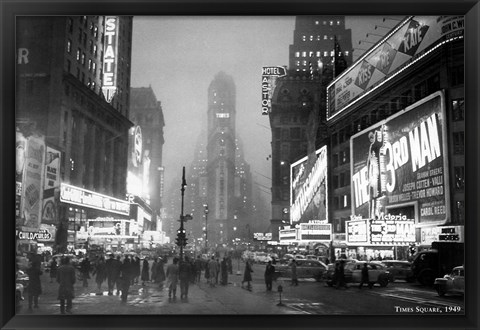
left=269, top=16, right=353, bottom=243
left=16, top=16, right=134, bottom=254
left=326, top=16, right=464, bottom=261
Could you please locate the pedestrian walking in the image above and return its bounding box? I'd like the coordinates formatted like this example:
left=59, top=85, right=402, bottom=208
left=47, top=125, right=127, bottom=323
left=241, top=259, right=253, bottom=290
left=112, top=255, right=123, bottom=295
left=93, top=257, right=107, bottom=294
left=105, top=254, right=120, bottom=296
left=194, top=256, right=203, bottom=283
left=151, top=257, right=158, bottom=282
left=26, top=260, right=43, bottom=311
left=141, top=258, right=150, bottom=286
left=179, top=257, right=192, bottom=299
left=215, top=258, right=221, bottom=284
left=189, top=258, right=196, bottom=284
left=155, top=257, right=166, bottom=289
left=79, top=257, right=91, bottom=287
left=227, top=255, right=233, bottom=275
left=166, top=257, right=179, bottom=298
left=132, top=256, right=141, bottom=285
left=264, top=260, right=275, bottom=291
left=290, top=259, right=298, bottom=286
left=204, top=258, right=210, bottom=283
left=119, top=256, right=134, bottom=303
left=208, top=257, right=218, bottom=287
left=49, top=257, right=58, bottom=283
left=57, top=256, right=76, bottom=314
left=358, top=263, right=372, bottom=289
left=335, top=260, right=347, bottom=289
left=220, top=257, right=228, bottom=285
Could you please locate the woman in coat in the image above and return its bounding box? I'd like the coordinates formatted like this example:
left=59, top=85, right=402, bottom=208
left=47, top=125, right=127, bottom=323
left=220, top=258, right=228, bottom=285
left=290, top=259, right=298, bottom=286
left=141, top=258, right=150, bottom=285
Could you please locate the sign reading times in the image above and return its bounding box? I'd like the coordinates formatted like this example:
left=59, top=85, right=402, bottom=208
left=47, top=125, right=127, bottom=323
left=350, top=91, right=449, bottom=225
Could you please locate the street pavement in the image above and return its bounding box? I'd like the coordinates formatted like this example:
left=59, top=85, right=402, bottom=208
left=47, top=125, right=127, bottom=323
left=16, top=269, right=304, bottom=315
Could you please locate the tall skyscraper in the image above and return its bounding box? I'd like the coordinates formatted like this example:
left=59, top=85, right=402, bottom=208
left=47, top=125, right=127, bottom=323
left=269, top=16, right=353, bottom=241
left=205, top=72, right=237, bottom=245
left=289, top=16, right=352, bottom=78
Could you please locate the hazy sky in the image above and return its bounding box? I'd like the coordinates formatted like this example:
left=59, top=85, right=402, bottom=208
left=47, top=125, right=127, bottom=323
left=130, top=16, right=403, bottom=197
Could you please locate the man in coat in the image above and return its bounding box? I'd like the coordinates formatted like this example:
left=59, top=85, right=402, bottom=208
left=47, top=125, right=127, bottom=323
left=105, top=253, right=121, bottom=296
left=178, top=257, right=192, bottom=299
left=26, top=260, right=43, bottom=310
left=119, top=256, right=134, bottom=303
left=57, top=256, right=76, bottom=314
left=208, top=257, right=218, bottom=287
left=166, top=257, right=179, bottom=298
left=79, top=257, right=91, bottom=287
left=264, top=260, right=275, bottom=291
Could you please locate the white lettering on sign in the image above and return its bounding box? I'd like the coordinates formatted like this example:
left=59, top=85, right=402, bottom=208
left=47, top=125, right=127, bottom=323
left=353, top=113, right=442, bottom=208
left=60, top=183, right=130, bottom=215
left=291, top=146, right=327, bottom=223
left=102, top=16, right=118, bottom=102
left=17, top=48, right=29, bottom=64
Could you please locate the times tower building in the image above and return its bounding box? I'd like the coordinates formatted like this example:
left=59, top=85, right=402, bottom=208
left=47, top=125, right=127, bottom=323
left=205, top=72, right=236, bottom=245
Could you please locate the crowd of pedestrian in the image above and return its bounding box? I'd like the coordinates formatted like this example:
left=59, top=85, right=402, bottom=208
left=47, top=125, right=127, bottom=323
left=20, top=250, right=305, bottom=315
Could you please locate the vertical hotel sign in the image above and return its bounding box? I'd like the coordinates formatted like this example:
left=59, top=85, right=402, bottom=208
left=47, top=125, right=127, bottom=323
left=102, top=16, right=119, bottom=103
left=261, top=66, right=287, bottom=115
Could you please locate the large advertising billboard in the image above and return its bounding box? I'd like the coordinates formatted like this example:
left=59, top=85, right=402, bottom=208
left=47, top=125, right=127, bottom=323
left=21, top=134, right=45, bottom=230
left=346, top=216, right=416, bottom=246
left=42, top=146, right=61, bottom=224
left=350, top=91, right=449, bottom=226
left=327, top=15, right=464, bottom=120
left=290, top=146, right=327, bottom=223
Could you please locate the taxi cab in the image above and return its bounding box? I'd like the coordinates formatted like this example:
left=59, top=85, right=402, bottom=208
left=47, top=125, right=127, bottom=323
left=434, top=266, right=464, bottom=297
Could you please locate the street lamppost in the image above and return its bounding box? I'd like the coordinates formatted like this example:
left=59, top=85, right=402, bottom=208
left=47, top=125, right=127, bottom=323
left=203, top=204, right=209, bottom=251
left=178, top=167, right=187, bottom=261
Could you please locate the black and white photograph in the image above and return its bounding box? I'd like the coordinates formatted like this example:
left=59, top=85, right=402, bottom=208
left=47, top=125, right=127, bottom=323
left=2, top=2, right=479, bottom=329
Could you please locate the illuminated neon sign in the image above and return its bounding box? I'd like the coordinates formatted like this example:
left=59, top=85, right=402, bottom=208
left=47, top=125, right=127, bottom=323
left=60, top=183, right=130, bottom=216
left=102, top=16, right=118, bottom=103
left=261, top=66, right=286, bottom=115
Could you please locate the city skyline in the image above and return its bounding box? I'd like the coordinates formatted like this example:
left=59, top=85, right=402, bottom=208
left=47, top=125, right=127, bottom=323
left=130, top=16, right=403, bottom=196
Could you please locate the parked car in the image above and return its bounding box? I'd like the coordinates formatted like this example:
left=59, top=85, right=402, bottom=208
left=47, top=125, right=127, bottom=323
left=294, top=254, right=306, bottom=260
left=380, top=260, right=414, bottom=282
left=278, top=253, right=295, bottom=265
left=325, top=260, right=390, bottom=287
left=253, top=252, right=271, bottom=264
left=434, top=265, right=464, bottom=297
left=275, top=259, right=328, bottom=282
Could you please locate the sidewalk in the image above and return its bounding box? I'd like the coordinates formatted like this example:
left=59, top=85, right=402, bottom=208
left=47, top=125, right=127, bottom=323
left=16, top=272, right=302, bottom=315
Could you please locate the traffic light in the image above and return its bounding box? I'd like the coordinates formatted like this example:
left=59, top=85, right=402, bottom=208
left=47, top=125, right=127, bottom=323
left=176, top=228, right=187, bottom=247
left=409, top=244, right=416, bottom=256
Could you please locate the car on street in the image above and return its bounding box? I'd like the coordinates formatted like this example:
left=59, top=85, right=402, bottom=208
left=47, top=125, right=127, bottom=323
left=433, top=265, right=464, bottom=297
left=380, top=260, right=414, bottom=282
left=253, top=252, right=271, bottom=264
left=274, top=259, right=328, bottom=282
left=325, top=260, right=390, bottom=287
left=294, top=254, right=306, bottom=260
left=278, top=253, right=295, bottom=265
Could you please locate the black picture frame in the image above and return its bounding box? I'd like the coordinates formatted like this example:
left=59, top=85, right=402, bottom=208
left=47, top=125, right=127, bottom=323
left=1, top=0, right=478, bottom=329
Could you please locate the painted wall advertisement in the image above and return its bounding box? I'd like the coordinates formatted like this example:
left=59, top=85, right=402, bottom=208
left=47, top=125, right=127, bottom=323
left=261, top=66, right=286, bottom=115
left=42, top=146, right=61, bottom=224
left=350, top=91, right=449, bottom=226
left=16, top=131, right=27, bottom=225
left=21, top=135, right=45, bottom=230
left=327, top=15, right=464, bottom=120
left=290, top=146, right=327, bottom=223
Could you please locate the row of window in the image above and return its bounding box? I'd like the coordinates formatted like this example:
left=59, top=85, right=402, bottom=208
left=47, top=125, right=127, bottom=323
left=314, top=20, right=342, bottom=26
left=332, top=194, right=350, bottom=210
left=301, top=34, right=343, bottom=42
left=332, top=171, right=350, bottom=189
left=295, top=50, right=350, bottom=58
